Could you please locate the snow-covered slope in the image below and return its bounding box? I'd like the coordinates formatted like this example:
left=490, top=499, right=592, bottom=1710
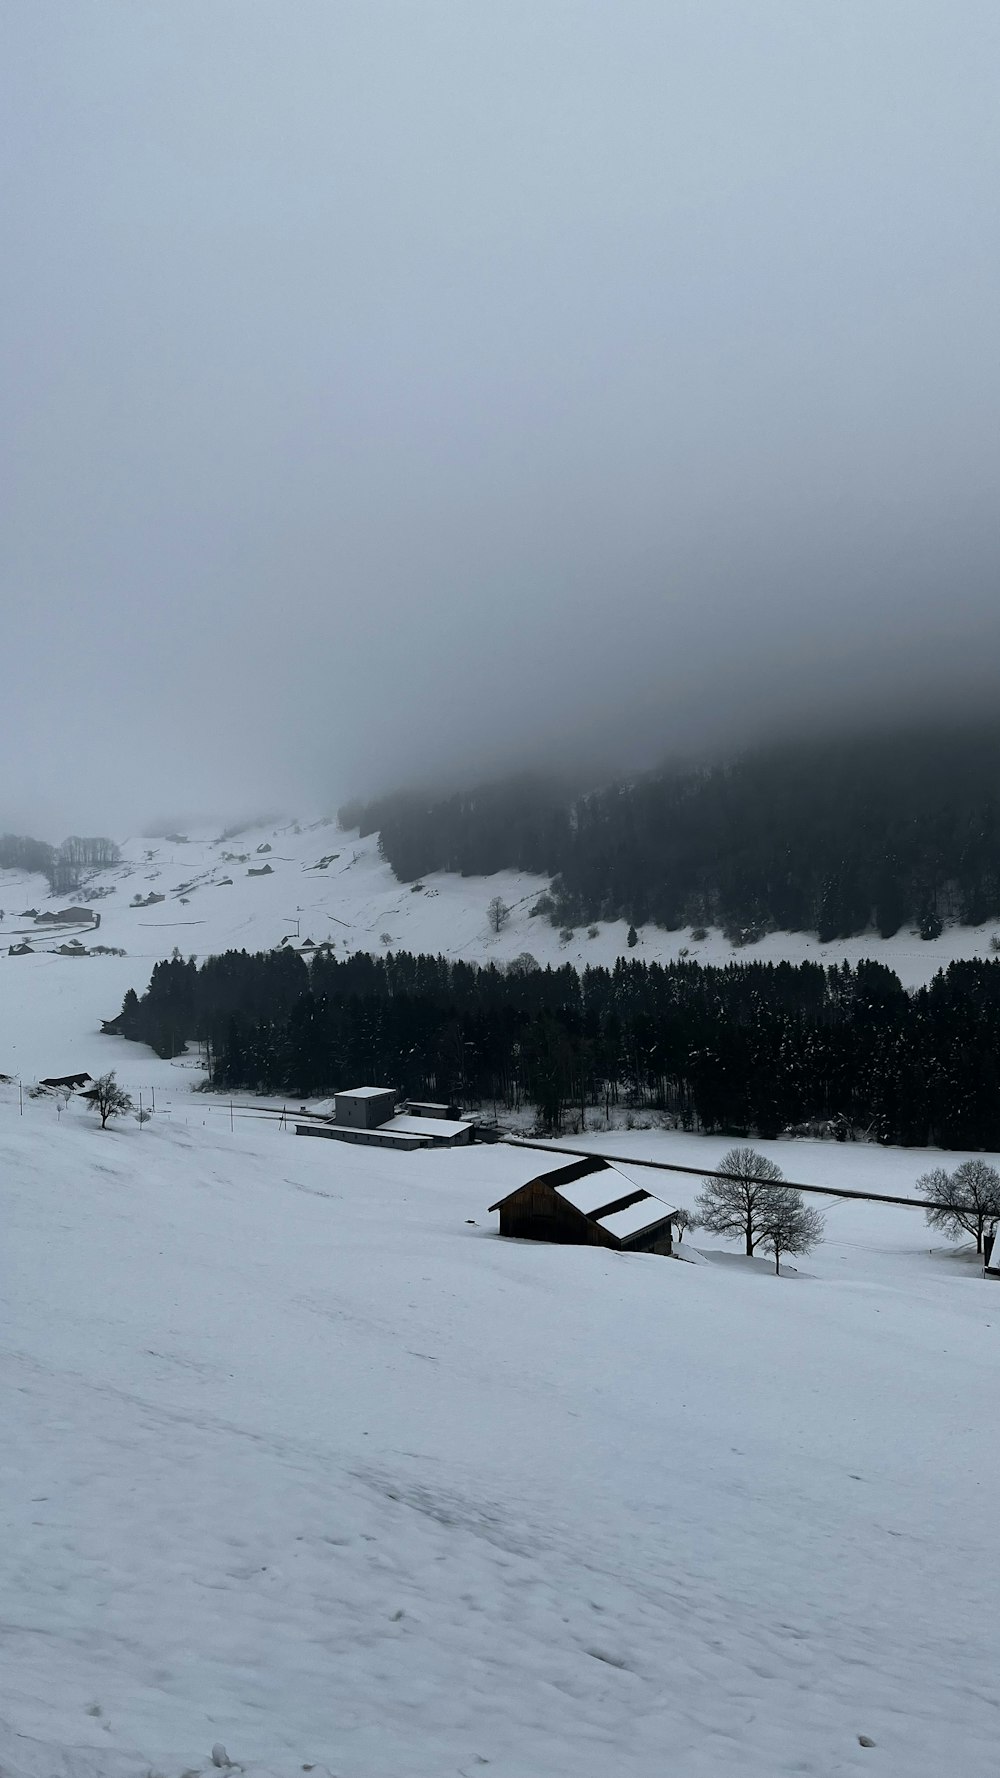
left=3, top=1086, right=999, bottom=1778
left=3, top=814, right=1000, bottom=1091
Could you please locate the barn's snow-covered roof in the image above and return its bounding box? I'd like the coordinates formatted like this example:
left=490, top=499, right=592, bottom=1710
left=556, top=1172, right=622, bottom=1214
left=494, top=1154, right=676, bottom=1243
left=489, top=1153, right=676, bottom=1244
left=600, top=1159, right=667, bottom=1195
left=554, top=1160, right=675, bottom=1224
left=596, top=1195, right=675, bottom=1240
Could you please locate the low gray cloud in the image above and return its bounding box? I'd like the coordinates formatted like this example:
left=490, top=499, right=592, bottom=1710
left=2, top=2, right=998, bottom=834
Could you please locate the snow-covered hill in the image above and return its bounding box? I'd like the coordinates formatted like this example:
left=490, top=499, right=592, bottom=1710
left=3, top=1084, right=999, bottom=1778
left=4, top=814, right=1000, bottom=1092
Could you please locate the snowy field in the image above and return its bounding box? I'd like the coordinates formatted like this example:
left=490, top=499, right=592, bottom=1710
left=3, top=813, right=1000, bottom=1092
left=3, top=817, right=1000, bottom=1776
left=3, top=1088, right=1000, bottom=1778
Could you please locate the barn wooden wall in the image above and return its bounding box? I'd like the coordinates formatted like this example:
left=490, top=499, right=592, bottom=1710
left=497, top=1181, right=616, bottom=1247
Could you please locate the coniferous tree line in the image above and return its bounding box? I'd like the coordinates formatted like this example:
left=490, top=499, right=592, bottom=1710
left=107, top=946, right=1000, bottom=1150
left=342, top=723, right=1000, bottom=940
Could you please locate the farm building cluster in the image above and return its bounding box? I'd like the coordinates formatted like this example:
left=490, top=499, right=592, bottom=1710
left=296, top=1086, right=476, bottom=1151
left=296, top=1090, right=679, bottom=1253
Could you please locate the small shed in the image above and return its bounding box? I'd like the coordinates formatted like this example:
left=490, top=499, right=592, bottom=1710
left=334, top=1086, right=397, bottom=1130
left=985, top=1226, right=999, bottom=1277
left=489, top=1155, right=676, bottom=1255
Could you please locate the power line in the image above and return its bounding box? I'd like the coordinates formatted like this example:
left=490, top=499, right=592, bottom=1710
left=501, top=1136, right=980, bottom=1214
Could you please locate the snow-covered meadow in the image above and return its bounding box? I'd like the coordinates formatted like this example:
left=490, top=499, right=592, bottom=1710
left=3, top=1086, right=1000, bottom=1777
left=3, top=818, right=1000, bottom=1776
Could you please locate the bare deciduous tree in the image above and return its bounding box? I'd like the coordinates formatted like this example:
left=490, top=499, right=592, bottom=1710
left=759, top=1193, right=825, bottom=1274
left=504, top=951, right=539, bottom=976
left=673, top=1207, right=694, bottom=1243
left=59, top=835, right=121, bottom=869
left=696, top=1146, right=787, bottom=1255
left=88, top=1070, right=134, bottom=1129
left=487, top=895, right=510, bottom=934
left=918, top=1159, right=1000, bottom=1255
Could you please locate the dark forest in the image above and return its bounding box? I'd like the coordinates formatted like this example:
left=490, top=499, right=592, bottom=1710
left=342, top=724, right=1000, bottom=942
left=107, top=946, right=1000, bottom=1149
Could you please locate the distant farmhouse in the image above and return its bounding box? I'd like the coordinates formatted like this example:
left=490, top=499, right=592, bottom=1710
left=33, top=907, right=97, bottom=926
left=296, top=1087, right=474, bottom=1151
left=490, top=1155, right=677, bottom=1255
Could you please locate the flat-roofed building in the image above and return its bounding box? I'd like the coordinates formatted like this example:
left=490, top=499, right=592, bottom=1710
left=334, top=1087, right=397, bottom=1130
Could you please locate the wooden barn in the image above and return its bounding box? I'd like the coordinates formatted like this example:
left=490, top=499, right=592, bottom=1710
left=489, top=1155, right=676, bottom=1255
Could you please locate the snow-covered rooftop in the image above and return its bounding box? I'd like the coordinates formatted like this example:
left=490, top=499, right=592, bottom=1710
left=596, top=1194, right=675, bottom=1240
left=553, top=1167, right=620, bottom=1214
left=602, top=1158, right=671, bottom=1197
left=336, top=1086, right=396, bottom=1100
left=384, top=1114, right=470, bottom=1140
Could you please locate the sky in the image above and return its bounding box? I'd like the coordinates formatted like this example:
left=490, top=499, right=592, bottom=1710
left=2, top=2, right=999, bottom=836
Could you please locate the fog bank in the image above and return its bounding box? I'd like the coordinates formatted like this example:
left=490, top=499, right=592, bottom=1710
left=2, top=3, right=998, bottom=832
